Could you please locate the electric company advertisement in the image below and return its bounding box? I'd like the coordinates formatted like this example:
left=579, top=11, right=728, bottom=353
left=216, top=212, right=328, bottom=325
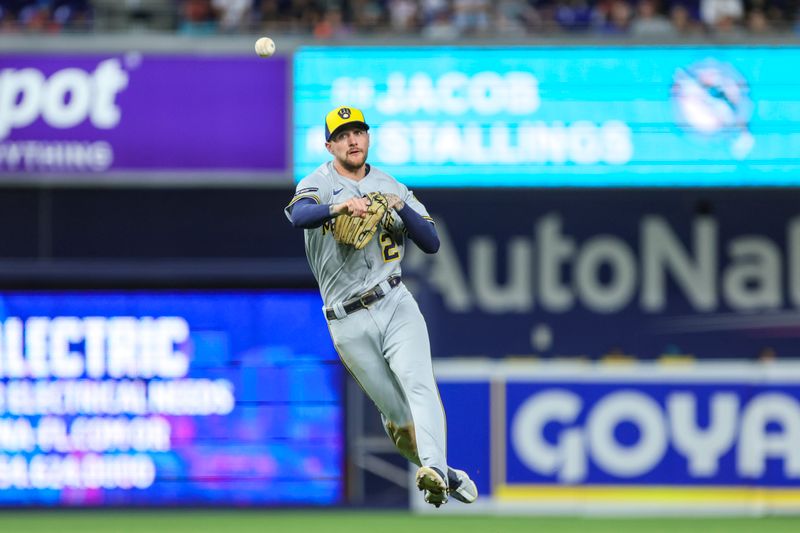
left=418, top=360, right=800, bottom=514
left=294, top=46, right=800, bottom=187
left=399, top=188, right=800, bottom=360
left=0, top=291, right=343, bottom=506
left=0, top=54, right=288, bottom=183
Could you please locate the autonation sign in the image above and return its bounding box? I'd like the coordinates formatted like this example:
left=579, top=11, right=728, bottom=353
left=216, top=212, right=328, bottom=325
left=423, top=361, right=800, bottom=515
left=295, top=46, right=800, bottom=187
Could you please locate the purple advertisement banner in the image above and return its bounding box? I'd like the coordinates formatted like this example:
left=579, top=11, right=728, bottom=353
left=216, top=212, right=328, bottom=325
left=0, top=54, right=288, bottom=183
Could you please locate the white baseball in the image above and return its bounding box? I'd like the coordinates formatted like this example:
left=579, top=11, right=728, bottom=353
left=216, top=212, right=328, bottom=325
left=255, top=37, right=275, bottom=58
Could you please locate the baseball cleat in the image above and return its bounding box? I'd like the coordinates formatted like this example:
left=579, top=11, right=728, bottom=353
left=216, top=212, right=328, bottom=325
left=447, top=468, right=478, bottom=504
left=416, top=466, right=448, bottom=508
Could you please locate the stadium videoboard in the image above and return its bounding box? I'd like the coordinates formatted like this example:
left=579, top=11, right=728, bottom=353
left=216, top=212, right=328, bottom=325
left=295, top=46, right=800, bottom=187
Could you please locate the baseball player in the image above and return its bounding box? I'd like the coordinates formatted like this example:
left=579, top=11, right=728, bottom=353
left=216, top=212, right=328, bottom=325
left=284, top=106, right=477, bottom=507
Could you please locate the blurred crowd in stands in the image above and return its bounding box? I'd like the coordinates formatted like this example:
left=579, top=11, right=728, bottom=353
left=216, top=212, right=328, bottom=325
left=0, top=0, right=797, bottom=37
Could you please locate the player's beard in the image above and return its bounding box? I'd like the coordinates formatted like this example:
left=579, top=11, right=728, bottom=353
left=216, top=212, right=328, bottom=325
left=338, top=148, right=368, bottom=173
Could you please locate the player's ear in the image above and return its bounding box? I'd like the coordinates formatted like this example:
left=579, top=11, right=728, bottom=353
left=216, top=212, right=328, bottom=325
left=325, top=141, right=333, bottom=154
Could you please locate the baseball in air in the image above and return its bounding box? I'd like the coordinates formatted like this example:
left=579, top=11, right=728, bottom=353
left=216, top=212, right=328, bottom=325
left=255, top=37, right=275, bottom=58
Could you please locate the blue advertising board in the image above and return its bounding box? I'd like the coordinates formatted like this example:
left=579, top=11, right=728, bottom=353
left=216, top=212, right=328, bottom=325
left=427, top=361, right=800, bottom=514
left=0, top=291, right=342, bottom=506
left=295, top=46, right=800, bottom=187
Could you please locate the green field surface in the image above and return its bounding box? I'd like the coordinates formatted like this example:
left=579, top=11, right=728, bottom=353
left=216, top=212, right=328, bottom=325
left=1, top=511, right=799, bottom=533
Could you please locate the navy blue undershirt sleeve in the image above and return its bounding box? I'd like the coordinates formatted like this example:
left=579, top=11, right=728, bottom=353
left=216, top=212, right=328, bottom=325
left=289, top=197, right=333, bottom=229
left=396, top=204, right=440, bottom=254
left=290, top=197, right=439, bottom=254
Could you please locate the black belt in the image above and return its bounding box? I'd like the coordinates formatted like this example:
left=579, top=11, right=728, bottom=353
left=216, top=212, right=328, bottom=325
left=325, top=276, right=402, bottom=320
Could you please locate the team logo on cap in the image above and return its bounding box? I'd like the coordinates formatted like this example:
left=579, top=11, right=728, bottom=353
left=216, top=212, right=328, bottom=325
left=338, top=108, right=351, bottom=119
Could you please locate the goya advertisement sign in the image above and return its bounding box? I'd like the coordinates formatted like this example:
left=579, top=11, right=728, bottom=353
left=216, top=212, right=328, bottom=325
left=423, top=361, right=800, bottom=514
left=0, top=54, right=288, bottom=183
left=295, top=46, right=800, bottom=186
left=0, top=291, right=342, bottom=506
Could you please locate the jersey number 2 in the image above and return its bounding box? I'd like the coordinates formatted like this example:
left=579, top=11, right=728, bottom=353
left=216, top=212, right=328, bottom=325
left=380, top=232, right=400, bottom=262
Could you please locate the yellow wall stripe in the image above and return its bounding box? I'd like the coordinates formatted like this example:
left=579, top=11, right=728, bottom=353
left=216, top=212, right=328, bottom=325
left=495, top=484, right=800, bottom=507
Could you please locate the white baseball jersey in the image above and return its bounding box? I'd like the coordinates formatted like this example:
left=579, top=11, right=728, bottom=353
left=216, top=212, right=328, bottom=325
left=284, top=161, right=433, bottom=307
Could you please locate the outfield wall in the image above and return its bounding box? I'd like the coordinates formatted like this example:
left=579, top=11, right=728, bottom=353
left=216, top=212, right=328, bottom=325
left=415, top=360, right=800, bottom=515
left=2, top=36, right=800, bottom=509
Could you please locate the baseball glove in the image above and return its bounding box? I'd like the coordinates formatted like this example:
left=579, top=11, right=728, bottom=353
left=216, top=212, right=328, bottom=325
left=333, top=192, right=389, bottom=250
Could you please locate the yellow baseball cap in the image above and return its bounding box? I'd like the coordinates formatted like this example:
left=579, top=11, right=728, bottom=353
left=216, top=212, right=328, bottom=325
left=325, top=106, right=369, bottom=141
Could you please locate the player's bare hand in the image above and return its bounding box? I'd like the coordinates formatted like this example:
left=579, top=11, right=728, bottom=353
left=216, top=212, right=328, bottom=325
left=333, top=196, right=370, bottom=218
left=384, top=193, right=405, bottom=210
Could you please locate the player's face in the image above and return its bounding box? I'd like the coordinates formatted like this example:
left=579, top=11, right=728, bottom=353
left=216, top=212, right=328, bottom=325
left=326, top=126, right=369, bottom=172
